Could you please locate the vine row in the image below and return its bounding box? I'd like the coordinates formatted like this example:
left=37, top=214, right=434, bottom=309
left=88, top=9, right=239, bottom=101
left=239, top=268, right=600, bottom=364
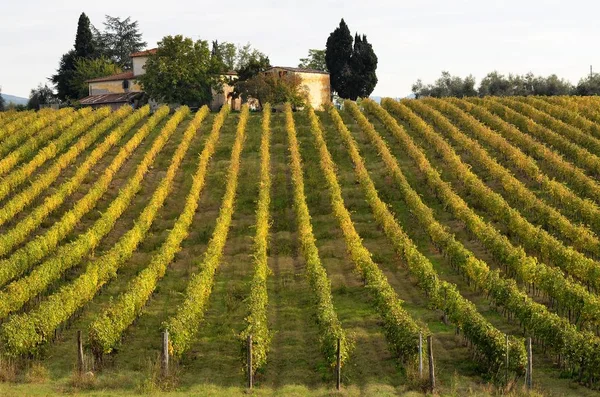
left=285, top=104, right=350, bottom=368
left=239, top=103, right=273, bottom=375
left=305, top=105, right=423, bottom=363
left=338, top=102, right=526, bottom=377
left=384, top=99, right=600, bottom=292
left=0, top=105, right=135, bottom=228
left=428, top=98, right=600, bottom=236
left=86, top=105, right=223, bottom=357
left=0, top=106, right=153, bottom=284
left=365, top=99, right=600, bottom=384
left=0, top=106, right=196, bottom=355
left=164, top=104, right=247, bottom=358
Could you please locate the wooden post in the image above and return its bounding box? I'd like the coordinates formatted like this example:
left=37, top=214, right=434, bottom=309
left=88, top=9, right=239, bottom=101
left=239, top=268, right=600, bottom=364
left=427, top=335, right=435, bottom=392
left=526, top=337, right=533, bottom=389
left=505, top=334, right=509, bottom=386
left=247, top=334, right=253, bottom=389
left=77, top=330, right=84, bottom=374
left=336, top=338, right=341, bottom=390
left=162, top=330, right=169, bottom=378
left=418, top=332, right=423, bottom=378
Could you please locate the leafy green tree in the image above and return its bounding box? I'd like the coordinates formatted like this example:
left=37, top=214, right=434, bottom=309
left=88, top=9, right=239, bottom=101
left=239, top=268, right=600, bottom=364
left=27, top=84, right=58, bottom=110
left=478, top=71, right=512, bottom=96
left=412, top=71, right=476, bottom=98
left=137, top=35, right=217, bottom=107
left=75, top=13, right=95, bottom=59
left=326, top=19, right=353, bottom=97
left=575, top=74, right=600, bottom=95
left=298, top=49, right=327, bottom=71
left=94, top=16, right=146, bottom=69
left=236, top=73, right=306, bottom=108
left=0, top=87, right=5, bottom=111
left=236, top=53, right=271, bottom=81
left=71, top=57, right=122, bottom=98
left=219, top=42, right=238, bottom=71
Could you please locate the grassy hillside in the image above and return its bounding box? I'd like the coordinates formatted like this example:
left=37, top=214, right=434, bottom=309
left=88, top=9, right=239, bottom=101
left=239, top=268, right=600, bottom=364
left=1, top=97, right=600, bottom=396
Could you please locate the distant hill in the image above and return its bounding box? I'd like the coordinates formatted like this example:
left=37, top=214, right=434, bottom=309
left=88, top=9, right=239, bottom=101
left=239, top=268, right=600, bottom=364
left=1, top=93, right=28, bottom=106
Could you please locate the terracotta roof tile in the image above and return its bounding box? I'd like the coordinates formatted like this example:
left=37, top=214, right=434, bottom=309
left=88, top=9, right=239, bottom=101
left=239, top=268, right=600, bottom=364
left=130, top=48, right=157, bottom=57
left=85, top=71, right=136, bottom=83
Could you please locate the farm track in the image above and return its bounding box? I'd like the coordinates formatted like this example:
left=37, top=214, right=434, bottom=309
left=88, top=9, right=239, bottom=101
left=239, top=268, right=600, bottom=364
left=2, top=103, right=600, bottom=396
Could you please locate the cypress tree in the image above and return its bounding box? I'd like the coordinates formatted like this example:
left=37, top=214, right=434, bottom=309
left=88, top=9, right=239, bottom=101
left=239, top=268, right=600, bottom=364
left=348, top=34, right=378, bottom=100
left=326, top=20, right=378, bottom=99
left=325, top=19, right=353, bottom=97
left=0, top=87, right=5, bottom=111
left=74, top=13, right=95, bottom=59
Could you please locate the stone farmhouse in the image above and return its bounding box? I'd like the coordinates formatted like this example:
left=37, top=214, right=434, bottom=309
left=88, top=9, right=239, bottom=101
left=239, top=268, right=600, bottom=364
left=80, top=49, right=331, bottom=110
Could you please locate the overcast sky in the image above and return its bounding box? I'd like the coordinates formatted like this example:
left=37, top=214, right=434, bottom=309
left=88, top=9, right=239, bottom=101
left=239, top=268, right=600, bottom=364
left=2, top=0, right=599, bottom=98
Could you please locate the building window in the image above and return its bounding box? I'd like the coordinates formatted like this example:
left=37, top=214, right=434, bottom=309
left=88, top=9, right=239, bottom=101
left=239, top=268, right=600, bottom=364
left=122, top=80, right=130, bottom=92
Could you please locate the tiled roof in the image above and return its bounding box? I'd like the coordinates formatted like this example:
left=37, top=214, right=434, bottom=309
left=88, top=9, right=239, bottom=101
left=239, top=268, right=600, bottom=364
left=86, top=71, right=136, bottom=83
left=79, top=92, right=141, bottom=105
left=267, top=66, right=329, bottom=75
left=131, top=48, right=157, bottom=57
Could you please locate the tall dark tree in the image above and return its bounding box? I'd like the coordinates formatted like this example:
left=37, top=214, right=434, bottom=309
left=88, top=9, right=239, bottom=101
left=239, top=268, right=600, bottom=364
left=326, top=19, right=378, bottom=99
left=325, top=19, right=353, bottom=97
left=347, top=34, right=378, bottom=99
left=74, top=13, right=95, bottom=58
left=210, top=40, right=227, bottom=74
left=51, top=50, right=78, bottom=101
left=52, top=13, right=97, bottom=101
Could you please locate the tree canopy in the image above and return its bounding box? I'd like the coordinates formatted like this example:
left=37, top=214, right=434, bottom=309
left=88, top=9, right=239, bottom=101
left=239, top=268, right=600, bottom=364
left=71, top=57, right=123, bottom=99
left=93, top=16, right=146, bottom=69
left=27, top=84, right=58, bottom=110
left=298, top=49, right=327, bottom=71
left=52, top=12, right=97, bottom=101
left=412, top=71, right=477, bottom=98
left=325, top=19, right=378, bottom=100
left=51, top=13, right=144, bottom=101
left=412, top=70, right=579, bottom=98
left=137, top=35, right=217, bottom=107
left=74, top=13, right=95, bottom=59
left=51, top=49, right=79, bottom=101
left=575, top=74, right=600, bottom=96
left=236, top=73, right=307, bottom=108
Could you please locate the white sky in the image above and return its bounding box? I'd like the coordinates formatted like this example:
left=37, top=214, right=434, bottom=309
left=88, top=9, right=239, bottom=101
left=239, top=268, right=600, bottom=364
left=1, top=0, right=599, bottom=98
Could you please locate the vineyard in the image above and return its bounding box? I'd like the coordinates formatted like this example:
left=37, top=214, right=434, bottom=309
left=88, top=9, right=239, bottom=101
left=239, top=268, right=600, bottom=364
left=1, top=97, right=600, bottom=396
